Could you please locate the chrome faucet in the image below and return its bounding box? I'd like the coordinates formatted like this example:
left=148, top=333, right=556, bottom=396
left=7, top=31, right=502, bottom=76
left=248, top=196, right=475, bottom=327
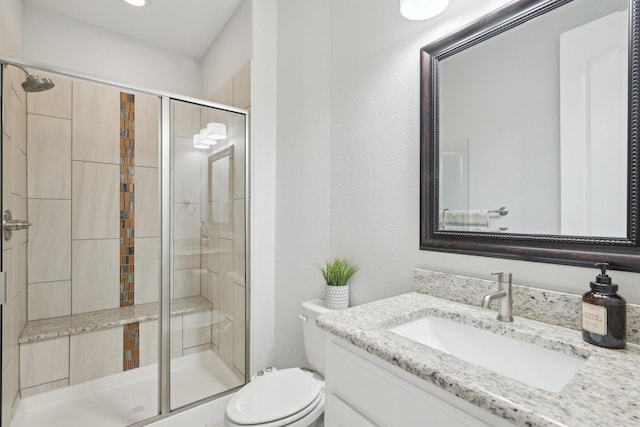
left=482, top=272, right=513, bottom=322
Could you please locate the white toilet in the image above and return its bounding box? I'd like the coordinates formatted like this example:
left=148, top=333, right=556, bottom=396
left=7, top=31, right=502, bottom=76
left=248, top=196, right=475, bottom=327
left=224, top=299, right=332, bottom=427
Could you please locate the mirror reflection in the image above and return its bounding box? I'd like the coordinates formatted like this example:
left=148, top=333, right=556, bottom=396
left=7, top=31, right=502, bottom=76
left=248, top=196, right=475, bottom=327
left=437, top=0, right=628, bottom=237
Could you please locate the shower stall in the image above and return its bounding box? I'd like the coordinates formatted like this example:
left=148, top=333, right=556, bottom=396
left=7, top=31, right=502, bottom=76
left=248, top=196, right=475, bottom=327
left=0, top=58, right=250, bottom=427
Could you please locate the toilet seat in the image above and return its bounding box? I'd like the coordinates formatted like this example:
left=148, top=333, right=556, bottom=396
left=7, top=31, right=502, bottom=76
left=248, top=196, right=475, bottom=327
left=225, top=368, right=324, bottom=427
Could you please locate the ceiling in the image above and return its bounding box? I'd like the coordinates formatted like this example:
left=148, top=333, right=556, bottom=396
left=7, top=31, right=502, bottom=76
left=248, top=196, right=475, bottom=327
left=24, top=0, right=243, bottom=59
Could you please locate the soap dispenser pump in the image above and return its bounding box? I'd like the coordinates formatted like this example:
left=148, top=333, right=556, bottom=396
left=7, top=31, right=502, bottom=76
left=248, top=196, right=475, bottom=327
left=581, top=263, right=626, bottom=349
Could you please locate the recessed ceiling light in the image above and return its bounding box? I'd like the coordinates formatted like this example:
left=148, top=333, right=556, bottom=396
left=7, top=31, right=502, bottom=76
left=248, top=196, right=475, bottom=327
left=123, top=0, right=146, bottom=7
left=400, top=0, right=449, bottom=20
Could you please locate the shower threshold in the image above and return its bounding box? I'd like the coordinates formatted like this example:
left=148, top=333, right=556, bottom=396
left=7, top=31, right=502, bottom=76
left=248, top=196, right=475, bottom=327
left=10, top=349, right=243, bottom=427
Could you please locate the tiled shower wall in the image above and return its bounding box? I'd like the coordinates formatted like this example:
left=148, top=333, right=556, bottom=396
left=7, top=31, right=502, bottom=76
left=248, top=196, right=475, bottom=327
left=22, top=74, right=163, bottom=393
left=2, top=63, right=29, bottom=427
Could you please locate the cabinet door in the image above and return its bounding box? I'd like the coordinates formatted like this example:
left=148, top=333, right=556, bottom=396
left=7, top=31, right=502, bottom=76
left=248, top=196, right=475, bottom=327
left=326, top=393, right=377, bottom=427
left=326, top=339, right=510, bottom=427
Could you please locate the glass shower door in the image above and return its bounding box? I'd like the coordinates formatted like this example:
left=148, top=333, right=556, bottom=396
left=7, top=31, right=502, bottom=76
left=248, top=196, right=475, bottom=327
left=168, top=99, right=246, bottom=410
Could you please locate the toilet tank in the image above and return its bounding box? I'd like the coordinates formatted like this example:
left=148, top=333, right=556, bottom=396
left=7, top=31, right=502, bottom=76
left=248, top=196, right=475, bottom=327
left=301, top=299, right=333, bottom=376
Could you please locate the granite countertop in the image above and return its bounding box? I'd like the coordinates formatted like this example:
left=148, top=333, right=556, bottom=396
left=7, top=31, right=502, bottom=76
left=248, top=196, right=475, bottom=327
left=317, top=292, right=640, bottom=427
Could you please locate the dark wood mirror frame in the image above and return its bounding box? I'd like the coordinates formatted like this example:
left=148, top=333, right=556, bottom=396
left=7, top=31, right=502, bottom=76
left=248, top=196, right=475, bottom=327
left=420, top=0, right=640, bottom=272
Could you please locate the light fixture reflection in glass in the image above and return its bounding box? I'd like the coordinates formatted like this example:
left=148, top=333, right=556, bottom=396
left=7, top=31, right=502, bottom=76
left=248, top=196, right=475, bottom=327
left=400, top=0, right=449, bottom=20
left=123, top=0, right=146, bottom=6
left=206, top=122, right=227, bottom=140
left=193, top=134, right=209, bottom=149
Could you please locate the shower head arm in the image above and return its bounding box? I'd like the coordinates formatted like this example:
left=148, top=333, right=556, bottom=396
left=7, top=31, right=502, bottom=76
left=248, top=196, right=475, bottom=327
left=1, top=61, right=31, bottom=77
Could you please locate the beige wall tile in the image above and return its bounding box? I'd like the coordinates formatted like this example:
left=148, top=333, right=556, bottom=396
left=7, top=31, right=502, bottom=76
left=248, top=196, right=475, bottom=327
left=211, top=309, right=220, bottom=349
left=183, top=311, right=212, bottom=349
left=10, top=239, right=27, bottom=303
left=71, top=239, right=119, bottom=314
left=28, top=281, right=71, bottom=321
left=218, top=80, right=232, bottom=106
left=134, top=92, right=160, bottom=168
left=135, top=237, right=160, bottom=305
left=183, top=343, right=211, bottom=356
left=233, top=199, right=245, bottom=286
left=72, top=80, right=120, bottom=164
left=70, top=327, right=122, bottom=384
left=206, top=233, right=220, bottom=274
left=203, top=270, right=218, bottom=306
left=232, top=62, right=251, bottom=109
left=174, top=136, right=204, bottom=204
left=233, top=284, right=246, bottom=375
left=219, top=238, right=233, bottom=316
left=72, top=161, right=119, bottom=239
left=136, top=166, right=160, bottom=238
left=12, top=143, right=26, bottom=198
left=139, top=320, right=158, bottom=367
left=219, top=315, right=233, bottom=369
left=2, top=357, right=19, bottom=426
left=28, top=199, right=71, bottom=283
left=232, top=114, right=246, bottom=199
left=20, top=337, right=69, bottom=388
left=172, top=100, right=201, bottom=139
left=200, top=106, right=218, bottom=129
left=21, top=378, right=69, bottom=399
left=27, top=114, right=72, bottom=199
left=3, top=67, right=23, bottom=143
left=173, top=268, right=201, bottom=299
left=171, top=315, right=183, bottom=358
left=27, top=71, right=72, bottom=119
left=2, top=138, right=13, bottom=216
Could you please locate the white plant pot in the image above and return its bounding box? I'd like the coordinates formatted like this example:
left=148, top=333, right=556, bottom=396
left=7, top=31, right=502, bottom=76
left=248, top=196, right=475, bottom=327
left=325, top=284, right=350, bottom=310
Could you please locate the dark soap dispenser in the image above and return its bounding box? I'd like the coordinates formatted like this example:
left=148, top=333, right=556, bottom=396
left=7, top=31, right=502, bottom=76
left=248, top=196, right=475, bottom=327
left=582, top=263, right=626, bottom=349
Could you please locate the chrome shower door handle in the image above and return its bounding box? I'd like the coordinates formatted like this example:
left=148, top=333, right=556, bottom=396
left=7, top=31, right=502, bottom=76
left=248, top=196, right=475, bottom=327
left=3, top=209, right=32, bottom=241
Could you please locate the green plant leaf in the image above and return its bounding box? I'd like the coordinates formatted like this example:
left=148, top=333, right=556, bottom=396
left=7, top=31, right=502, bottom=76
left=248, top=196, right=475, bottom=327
left=320, top=258, right=359, bottom=286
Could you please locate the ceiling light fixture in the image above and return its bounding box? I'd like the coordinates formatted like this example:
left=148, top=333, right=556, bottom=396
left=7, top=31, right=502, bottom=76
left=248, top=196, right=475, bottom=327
left=123, top=0, right=146, bottom=7
left=400, top=0, right=449, bottom=20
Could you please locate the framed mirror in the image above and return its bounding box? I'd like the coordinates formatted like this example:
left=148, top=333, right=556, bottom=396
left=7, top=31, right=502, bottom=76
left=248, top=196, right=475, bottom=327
left=208, top=145, right=234, bottom=239
left=420, top=0, right=640, bottom=271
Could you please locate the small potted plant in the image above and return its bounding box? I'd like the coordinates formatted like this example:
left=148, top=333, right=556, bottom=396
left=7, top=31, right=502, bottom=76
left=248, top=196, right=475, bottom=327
left=320, top=258, right=359, bottom=310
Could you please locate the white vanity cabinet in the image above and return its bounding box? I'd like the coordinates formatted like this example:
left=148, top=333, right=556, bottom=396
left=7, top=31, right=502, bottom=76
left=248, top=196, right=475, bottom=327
left=324, top=337, right=513, bottom=427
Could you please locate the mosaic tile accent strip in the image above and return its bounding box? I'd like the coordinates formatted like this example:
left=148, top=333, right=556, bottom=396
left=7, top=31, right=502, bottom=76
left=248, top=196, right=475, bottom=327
left=120, top=92, right=135, bottom=307
left=120, top=92, right=137, bottom=371
left=123, top=322, right=140, bottom=371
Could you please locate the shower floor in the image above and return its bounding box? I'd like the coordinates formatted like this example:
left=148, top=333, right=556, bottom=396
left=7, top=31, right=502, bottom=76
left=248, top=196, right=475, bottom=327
left=10, top=349, right=243, bottom=427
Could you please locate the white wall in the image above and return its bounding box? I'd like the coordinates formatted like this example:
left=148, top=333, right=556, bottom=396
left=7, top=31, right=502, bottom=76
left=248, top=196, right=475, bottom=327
left=274, top=0, right=331, bottom=368
left=22, top=5, right=201, bottom=97
left=327, top=0, right=640, bottom=309
left=0, top=0, right=22, bottom=55
left=249, top=0, right=278, bottom=374
left=202, top=0, right=252, bottom=100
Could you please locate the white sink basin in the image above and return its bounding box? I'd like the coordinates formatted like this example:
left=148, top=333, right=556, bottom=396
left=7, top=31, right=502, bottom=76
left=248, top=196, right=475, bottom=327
left=389, top=316, right=586, bottom=392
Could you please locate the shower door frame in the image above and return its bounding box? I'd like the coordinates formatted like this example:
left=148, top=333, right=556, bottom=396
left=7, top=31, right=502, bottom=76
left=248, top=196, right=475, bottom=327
left=0, top=56, right=251, bottom=427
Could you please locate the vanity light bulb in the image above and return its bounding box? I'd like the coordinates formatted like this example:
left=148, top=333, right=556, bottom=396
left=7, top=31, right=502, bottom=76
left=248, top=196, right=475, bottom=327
left=400, top=0, right=449, bottom=20
left=193, top=134, right=209, bottom=150
left=206, top=122, right=227, bottom=140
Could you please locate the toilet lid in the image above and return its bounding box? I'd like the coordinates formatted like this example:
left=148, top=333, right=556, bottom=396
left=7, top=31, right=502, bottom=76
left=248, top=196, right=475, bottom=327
left=226, top=368, right=323, bottom=425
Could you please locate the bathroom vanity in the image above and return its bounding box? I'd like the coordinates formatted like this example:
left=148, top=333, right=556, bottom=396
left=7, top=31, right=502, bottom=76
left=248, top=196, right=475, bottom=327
left=317, top=270, right=640, bottom=426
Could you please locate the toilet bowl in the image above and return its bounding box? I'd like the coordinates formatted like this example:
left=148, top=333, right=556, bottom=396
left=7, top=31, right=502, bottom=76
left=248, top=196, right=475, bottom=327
left=224, top=299, right=332, bottom=427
